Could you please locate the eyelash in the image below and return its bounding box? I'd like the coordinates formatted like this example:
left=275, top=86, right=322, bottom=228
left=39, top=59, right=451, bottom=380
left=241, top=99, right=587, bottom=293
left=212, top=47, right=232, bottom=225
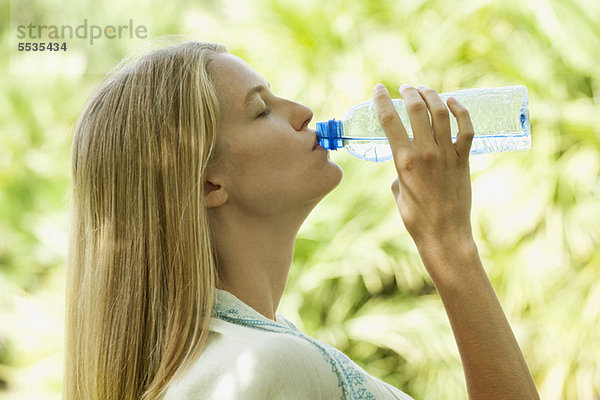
left=257, top=108, right=271, bottom=118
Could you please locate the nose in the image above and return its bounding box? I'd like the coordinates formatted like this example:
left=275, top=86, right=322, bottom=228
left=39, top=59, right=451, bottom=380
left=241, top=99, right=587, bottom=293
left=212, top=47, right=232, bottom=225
left=292, top=102, right=313, bottom=131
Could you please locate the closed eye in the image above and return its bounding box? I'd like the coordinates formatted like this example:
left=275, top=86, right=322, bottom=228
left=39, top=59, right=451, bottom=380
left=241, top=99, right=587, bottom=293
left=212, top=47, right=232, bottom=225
left=256, top=108, right=271, bottom=118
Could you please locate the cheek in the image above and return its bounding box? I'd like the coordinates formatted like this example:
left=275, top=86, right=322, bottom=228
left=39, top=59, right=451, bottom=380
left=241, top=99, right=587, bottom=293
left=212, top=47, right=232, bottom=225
left=231, top=130, right=299, bottom=171
left=229, top=139, right=303, bottom=196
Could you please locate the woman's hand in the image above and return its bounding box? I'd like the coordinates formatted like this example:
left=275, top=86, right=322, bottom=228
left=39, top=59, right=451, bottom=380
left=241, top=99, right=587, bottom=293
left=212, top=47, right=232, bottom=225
left=374, top=84, right=541, bottom=399
left=373, top=83, right=475, bottom=259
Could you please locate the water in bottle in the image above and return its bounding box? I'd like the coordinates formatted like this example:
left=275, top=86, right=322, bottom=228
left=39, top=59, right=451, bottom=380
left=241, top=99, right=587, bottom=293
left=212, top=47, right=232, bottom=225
left=315, top=85, right=531, bottom=162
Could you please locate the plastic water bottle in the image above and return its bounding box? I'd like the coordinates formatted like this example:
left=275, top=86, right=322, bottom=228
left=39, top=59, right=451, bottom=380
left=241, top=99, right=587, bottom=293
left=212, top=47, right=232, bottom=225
left=316, top=85, right=531, bottom=162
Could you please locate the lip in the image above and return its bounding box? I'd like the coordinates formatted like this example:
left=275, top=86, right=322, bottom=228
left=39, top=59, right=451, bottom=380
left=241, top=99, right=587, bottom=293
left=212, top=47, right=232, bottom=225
left=313, top=134, right=324, bottom=150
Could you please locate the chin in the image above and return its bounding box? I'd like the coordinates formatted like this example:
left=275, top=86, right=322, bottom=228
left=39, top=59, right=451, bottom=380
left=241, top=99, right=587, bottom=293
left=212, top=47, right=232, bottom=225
left=330, top=161, right=344, bottom=187
left=316, top=160, right=344, bottom=198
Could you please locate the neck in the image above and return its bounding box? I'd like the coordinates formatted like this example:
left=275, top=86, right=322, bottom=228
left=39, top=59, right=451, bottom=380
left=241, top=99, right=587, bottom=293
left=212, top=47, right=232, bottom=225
left=209, top=208, right=307, bottom=321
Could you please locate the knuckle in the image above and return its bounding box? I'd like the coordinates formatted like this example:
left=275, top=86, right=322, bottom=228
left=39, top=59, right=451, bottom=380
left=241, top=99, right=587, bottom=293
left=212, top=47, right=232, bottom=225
left=378, top=109, right=397, bottom=127
left=396, top=150, right=415, bottom=171
left=421, top=148, right=438, bottom=162
left=374, top=91, right=388, bottom=103
left=407, top=101, right=427, bottom=113
left=462, top=128, right=475, bottom=137
left=433, top=106, right=449, bottom=119
left=457, top=107, right=470, bottom=117
left=390, top=178, right=399, bottom=194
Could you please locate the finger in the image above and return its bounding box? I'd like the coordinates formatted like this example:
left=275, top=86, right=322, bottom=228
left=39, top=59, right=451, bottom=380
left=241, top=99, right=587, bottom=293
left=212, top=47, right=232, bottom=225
left=373, top=83, right=411, bottom=151
left=391, top=177, right=400, bottom=198
left=398, top=84, right=435, bottom=148
left=416, top=86, right=453, bottom=152
left=447, top=97, right=475, bottom=161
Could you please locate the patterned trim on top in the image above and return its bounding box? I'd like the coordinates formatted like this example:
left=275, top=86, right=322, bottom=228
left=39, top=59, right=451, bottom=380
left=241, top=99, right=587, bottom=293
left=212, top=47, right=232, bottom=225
left=212, top=289, right=376, bottom=400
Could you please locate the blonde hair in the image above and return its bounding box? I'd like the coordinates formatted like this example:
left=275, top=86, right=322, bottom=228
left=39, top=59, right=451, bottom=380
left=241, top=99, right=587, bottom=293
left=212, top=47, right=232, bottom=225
left=65, top=40, right=228, bottom=399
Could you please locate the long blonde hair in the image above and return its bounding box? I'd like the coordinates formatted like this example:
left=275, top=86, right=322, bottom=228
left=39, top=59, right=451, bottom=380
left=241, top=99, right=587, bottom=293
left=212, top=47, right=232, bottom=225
left=65, top=40, right=228, bottom=399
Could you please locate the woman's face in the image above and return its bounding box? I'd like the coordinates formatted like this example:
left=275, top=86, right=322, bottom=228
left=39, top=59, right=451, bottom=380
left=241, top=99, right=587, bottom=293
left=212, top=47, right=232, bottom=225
left=206, top=53, right=343, bottom=217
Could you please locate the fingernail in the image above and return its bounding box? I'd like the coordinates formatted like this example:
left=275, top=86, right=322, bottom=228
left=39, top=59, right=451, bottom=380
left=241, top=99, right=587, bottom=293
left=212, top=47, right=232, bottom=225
left=417, top=85, right=426, bottom=90
left=374, top=83, right=386, bottom=91
left=399, top=84, right=411, bottom=90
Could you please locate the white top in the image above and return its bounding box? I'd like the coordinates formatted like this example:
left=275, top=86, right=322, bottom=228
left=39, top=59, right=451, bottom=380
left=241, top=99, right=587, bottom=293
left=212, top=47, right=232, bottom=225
left=162, top=288, right=414, bottom=400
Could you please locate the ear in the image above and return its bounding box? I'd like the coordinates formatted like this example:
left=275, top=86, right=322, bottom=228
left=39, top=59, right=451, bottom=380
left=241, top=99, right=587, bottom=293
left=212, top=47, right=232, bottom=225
left=204, top=179, right=229, bottom=208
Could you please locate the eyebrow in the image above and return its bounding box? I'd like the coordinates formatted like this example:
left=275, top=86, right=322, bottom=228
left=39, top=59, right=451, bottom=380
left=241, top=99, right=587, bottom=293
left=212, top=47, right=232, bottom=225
left=243, top=82, right=271, bottom=108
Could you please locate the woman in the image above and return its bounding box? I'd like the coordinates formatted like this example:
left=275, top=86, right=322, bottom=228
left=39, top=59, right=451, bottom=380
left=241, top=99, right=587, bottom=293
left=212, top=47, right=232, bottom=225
left=65, top=40, right=539, bottom=399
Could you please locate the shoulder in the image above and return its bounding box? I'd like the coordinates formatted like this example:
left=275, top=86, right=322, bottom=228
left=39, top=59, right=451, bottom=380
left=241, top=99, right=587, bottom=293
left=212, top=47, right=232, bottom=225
left=162, top=320, right=343, bottom=400
left=244, top=333, right=343, bottom=399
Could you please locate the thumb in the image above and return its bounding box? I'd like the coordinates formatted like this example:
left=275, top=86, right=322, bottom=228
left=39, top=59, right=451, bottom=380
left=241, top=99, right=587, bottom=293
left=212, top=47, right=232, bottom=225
left=391, top=177, right=400, bottom=198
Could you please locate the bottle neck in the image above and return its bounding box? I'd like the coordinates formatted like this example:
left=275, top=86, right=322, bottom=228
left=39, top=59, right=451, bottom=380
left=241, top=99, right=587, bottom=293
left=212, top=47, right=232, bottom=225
left=316, top=118, right=344, bottom=150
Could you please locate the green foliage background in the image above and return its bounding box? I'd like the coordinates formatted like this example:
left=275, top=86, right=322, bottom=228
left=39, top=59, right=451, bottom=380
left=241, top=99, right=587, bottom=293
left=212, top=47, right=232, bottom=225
left=1, top=0, right=599, bottom=398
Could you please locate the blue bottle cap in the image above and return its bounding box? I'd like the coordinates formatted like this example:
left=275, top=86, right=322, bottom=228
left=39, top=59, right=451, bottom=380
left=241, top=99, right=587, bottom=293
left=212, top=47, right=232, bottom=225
left=316, top=119, right=344, bottom=150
